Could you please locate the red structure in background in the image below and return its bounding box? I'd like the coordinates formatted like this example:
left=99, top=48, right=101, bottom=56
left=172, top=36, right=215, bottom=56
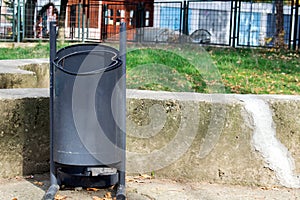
left=66, top=0, right=154, bottom=40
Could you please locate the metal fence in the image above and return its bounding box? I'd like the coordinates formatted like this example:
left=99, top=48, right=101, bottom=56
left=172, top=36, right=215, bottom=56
left=0, top=4, right=15, bottom=41
left=0, top=0, right=299, bottom=49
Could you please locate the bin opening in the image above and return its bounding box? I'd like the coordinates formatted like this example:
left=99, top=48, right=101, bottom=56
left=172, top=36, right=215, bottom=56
left=54, top=49, right=121, bottom=76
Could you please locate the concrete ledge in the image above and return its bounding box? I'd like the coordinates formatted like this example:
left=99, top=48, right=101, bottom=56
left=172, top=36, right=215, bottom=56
left=0, top=59, right=48, bottom=88
left=0, top=88, right=300, bottom=188
left=0, top=59, right=299, bottom=188
left=0, top=88, right=49, bottom=178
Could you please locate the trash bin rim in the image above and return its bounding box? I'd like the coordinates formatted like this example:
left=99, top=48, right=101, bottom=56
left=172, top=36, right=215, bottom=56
left=53, top=49, right=122, bottom=76
left=56, top=43, right=119, bottom=56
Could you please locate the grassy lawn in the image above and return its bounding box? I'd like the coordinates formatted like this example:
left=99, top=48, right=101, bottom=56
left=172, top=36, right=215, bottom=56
left=209, top=47, right=300, bottom=95
left=0, top=42, right=299, bottom=95
left=0, top=43, right=72, bottom=60
left=126, top=47, right=207, bottom=93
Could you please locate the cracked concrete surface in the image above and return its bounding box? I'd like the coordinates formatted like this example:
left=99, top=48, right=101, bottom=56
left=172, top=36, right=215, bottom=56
left=0, top=174, right=299, bottom=200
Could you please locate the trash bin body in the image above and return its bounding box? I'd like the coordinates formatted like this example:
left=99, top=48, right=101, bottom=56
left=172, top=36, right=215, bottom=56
left=45, top=22, right=126, bottom=200
left=52, top=44, right=124, bottom=186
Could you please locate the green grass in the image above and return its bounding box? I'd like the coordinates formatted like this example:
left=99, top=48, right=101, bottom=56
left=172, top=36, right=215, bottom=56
left=0, top=42, right=70, bottom=60
left=0, top=42, right=299, bottom=94
left=126, top=48, right=206, bottom=92
left=208, top=47, right=300, bottom=94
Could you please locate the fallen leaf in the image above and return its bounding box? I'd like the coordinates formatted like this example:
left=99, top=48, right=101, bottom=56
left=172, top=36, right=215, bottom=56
left=87, top=188, right=100, bottom=191
left=260, top=186, right=280, bottom=191
left=92, top=196, right=103, bottom=200
left=260, top=186, right=273, bottom=190
left=126, top=176, right=135, bottom=182
left=11, top=198, right=18, bottom=200
left=134, top=179, right=146, bottom=183
left=133, top=174, right=152, bottom=180
left=33, top=181, right=44, bottom=186
left=92, top=193, right=115, bottom=200
left=54, top=194, right=67, bottom=200
left=104, top=192, right=112, bottom=198
left=140, top=174, right=152, bottom=179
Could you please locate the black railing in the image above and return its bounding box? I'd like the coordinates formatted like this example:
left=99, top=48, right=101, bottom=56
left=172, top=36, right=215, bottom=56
left=0, top=0, right=299, bottom=50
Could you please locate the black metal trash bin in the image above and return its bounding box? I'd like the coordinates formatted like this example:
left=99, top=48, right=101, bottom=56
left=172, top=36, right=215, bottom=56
left=45, top=22, right=126, bottom=200
left=53, top=44, right=123, bottom=186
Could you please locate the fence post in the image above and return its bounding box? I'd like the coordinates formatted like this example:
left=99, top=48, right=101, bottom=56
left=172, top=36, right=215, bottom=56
left=77, top=4, right=81, bottom=39
left=0, top=0, right=2, bottom=36
left=22, top=0, right=25, bottom=40
left=101, top=4, right=106, bottom=40
left=288, top=0, right=293, bottom=50
left=82, top=3, right=85, bottom=42
left=17, top=0, right=21, bottom=42
left=294, top=0, right=299, bottom=50
left=289, top=1, right=299, bottom=50
left=86, top=1, right=90, bottom=39
left=12, top=0, right=15, bottom=40
left=247, top=0, right=253, bottom=46
left=137, top=2, right=145, bottom=42
left=232, top=0, right=239, bottom=48
left=182, top=0, right=188, bottom=36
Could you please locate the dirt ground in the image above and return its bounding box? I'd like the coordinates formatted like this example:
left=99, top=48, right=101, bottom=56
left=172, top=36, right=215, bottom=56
left=0, top=174, right=299, bottom=200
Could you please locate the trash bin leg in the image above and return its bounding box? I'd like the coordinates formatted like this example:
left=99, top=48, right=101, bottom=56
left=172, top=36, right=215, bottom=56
left=116, top=22, right=127, bottom=200
left=44, top=21, right=60, bottom=200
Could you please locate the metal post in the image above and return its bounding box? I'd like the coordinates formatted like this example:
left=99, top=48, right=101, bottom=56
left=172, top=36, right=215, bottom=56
left=288, top=0, right=294, bottom=50
left=82, top=13, right=85, bottom=42
left=82, top=1, right=85, bottom=42
left=247, top=0, right=253, bottom=46
left=229, top=0, right=234, bottom=46
left=87, top=18, right=89, bottom=39
left=137, top=2, right=144, bottom=42
left=0, top=0, right=2, bottom=36
left=102, top=4, right=107, bottom=40
left=22, top=0, right=25, bottom=40
left=297, top=1, right=300, bottom=50
left=232, top=0, right=238, bottom=47
left=87, top=0, right=90, bottom=39
left=294, top=0, right=299, bottom=50
left=49, top=21, right=57, bottom=187
left=116, top=22, right=126, bottom=200
left=236, top=0, right=241, bottom=47
left=78, top=4, right=81, bottom=39
left=82, top=11, right=85, bottom=42
left=44, top=21, right=59, bottom=200
left=182, top=0, right=189, bottom=36
left=17, top=0, right=20, bottom=42
left=12, top=0, right=15, bottom=41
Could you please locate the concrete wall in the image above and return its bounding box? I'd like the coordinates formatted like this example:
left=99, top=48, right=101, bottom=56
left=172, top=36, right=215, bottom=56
left=0, top=89, right=49, bottom=178
left=0, top=59, right=300, bottom=188
left=126, top=91, right=300, bottom=188
left=0, top=88, right=300, bottom=188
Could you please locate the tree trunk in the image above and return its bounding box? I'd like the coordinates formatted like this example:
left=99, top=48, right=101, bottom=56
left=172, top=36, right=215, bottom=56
left=25, top=0, right=36, bottom=38
left=58, top=0, right=68, bottom=40
left=275, top=0, right=285, bottom=48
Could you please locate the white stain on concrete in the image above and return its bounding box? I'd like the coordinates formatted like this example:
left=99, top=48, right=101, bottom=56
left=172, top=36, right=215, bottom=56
left=238, top=95, right=300, bottom=188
